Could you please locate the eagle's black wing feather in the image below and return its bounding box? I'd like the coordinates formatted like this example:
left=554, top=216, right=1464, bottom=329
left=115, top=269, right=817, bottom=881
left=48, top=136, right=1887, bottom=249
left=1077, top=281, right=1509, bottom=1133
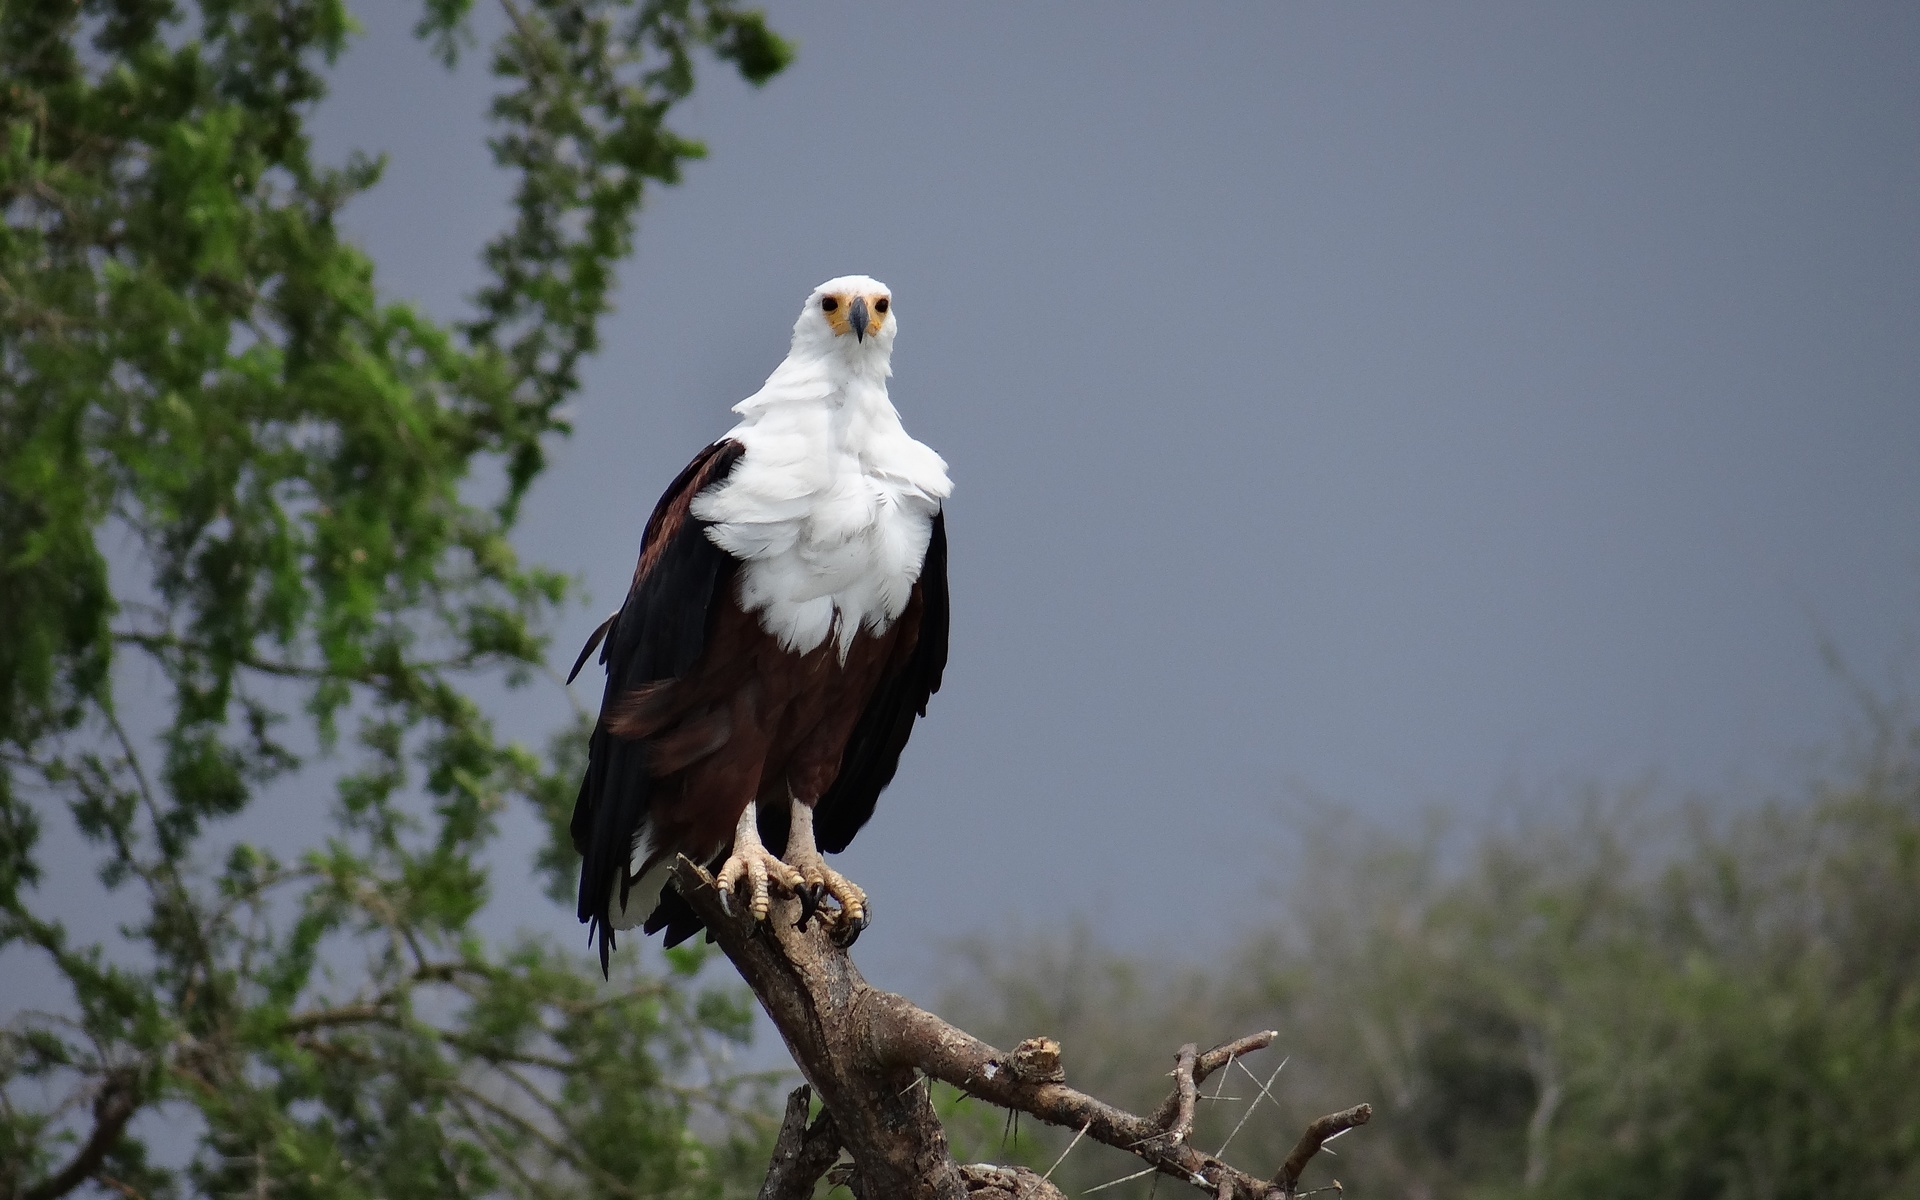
left=814, top=508, right=949, bottom=853
left=571, top=440, right=743, bottom=972
left=566, top=610, right=618, bottom=685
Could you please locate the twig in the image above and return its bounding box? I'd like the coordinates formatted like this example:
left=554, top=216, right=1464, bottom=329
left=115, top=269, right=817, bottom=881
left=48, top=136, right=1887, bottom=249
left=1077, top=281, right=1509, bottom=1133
left=1163, top=1044, right=1199, bottom=1144
left=281, top=962, right=494, bottom=1034
left=758, top=1085, right=843, bottom=1200
left=448, top=1081, right=639, bottom=1199
left=282, top=1003, right=387, bottom=1033
left=1148, top=1033, right=1275, bottom=1128
left=447, top=1094, right=567, bottom=1200
left=1272, top=1105, right=1372, bottom=1196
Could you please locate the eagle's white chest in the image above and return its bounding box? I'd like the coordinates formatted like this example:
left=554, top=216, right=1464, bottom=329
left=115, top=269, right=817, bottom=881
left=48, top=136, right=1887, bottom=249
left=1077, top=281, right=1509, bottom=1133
left=692, top=375, right=950, bottom=659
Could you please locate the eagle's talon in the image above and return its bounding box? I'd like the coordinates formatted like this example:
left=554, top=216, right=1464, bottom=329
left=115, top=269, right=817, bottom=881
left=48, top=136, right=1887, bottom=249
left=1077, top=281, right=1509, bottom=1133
left=783, top=828, right=869, bottom=946
left=793, top=884, right=827, bottom=931
left=713, top=817, right=804, bottom=925
left=831, top=908, right=868, bottom=948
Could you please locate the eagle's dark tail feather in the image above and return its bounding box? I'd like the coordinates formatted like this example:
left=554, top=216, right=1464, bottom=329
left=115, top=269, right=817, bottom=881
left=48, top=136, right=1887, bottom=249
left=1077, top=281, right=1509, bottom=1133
left=573, top=719, right=657, bottom=975
left=642, top=885, right=709, bottom=948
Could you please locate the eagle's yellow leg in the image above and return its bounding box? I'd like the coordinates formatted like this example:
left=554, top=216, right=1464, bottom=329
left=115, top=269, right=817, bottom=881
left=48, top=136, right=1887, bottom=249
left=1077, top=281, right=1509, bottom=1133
left=783, top=795, right=869, bottom=945
left=714, top=801, right=804, bottom=922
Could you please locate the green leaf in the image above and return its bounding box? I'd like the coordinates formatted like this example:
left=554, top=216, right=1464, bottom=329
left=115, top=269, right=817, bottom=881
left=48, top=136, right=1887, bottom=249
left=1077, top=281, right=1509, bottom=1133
left=1, top=2, right=792, bottom=1196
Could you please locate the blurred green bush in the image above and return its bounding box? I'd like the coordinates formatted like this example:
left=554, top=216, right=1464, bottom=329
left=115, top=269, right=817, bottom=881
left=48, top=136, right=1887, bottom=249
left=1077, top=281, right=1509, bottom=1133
left=940, top=728, right=1920, bottom=1199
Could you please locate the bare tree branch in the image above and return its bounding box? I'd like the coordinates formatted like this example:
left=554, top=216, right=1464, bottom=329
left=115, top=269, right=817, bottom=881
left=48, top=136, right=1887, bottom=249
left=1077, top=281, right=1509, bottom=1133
left=671, top=856, right=1370, bottom=1200
left=1149, top=1032, right=1277, bottom=1129
left=671, top=859, right=972, bottom=1199
left=1272, top=1104, right=1372, bottom=1196
left=1165, top=1043, right=1200, bottom=1144
left=757, top=1085, right=843, bottom=1200
left=867, top=996, right=1271, bottom=1197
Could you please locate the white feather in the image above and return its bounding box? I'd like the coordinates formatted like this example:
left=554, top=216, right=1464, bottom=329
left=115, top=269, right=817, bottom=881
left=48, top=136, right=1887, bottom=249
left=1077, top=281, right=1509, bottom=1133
left=693, top=276, right=952, bottom=660
left=609, top=856, right=671, bottom=930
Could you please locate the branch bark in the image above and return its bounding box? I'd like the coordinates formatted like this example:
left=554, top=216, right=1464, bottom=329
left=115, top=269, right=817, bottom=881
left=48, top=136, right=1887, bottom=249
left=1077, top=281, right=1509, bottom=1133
left=1149, top=1032, right=1277, bottom=1129
left=1272, top=1104, right=1372, bottom=1196
left=673, top=858, right=974, bottom=1199
left=757, top=1085, right=843, bottom=1200
left=671, top=857, right=1369, bottom=1200
left=1165, top=1043, right=1200, bottom=1145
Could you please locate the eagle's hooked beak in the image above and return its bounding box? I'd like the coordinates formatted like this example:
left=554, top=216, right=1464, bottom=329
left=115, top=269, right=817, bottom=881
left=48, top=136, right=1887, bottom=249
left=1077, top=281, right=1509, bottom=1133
left=847, top=296, right=870, bottom=343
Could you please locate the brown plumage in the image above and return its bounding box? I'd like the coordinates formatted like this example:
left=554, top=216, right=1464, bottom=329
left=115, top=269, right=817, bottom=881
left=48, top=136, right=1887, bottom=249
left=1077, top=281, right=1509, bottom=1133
left=614, top=579, right=930, bottom=880
left=569, top=439, right=948, bottom=966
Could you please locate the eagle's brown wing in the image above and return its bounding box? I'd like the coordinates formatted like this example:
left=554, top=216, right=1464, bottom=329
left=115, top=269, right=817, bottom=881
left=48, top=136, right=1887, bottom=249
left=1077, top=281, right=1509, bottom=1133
left=570, top=439, right=744, bottom=972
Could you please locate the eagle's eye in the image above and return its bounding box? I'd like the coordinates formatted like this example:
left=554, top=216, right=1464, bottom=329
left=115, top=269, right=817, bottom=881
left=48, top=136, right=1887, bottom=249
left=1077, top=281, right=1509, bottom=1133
left=821, top=296, right=839, bottom=312
left=874, top=297, right=889, bottom=314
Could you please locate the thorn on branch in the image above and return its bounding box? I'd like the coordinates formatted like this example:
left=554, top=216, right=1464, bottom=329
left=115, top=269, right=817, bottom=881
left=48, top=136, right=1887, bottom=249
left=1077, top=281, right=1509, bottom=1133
left=1149, top=1031, right=1276, bottom=1129
left=1215, top=1056, right=1290, bottom=1161
left=1272, top=1104, right=1372, bottom=1196
left=1083, top=1165, right=1157, bottom=1194
left=1041, top=1121, right=1091, bottom=1182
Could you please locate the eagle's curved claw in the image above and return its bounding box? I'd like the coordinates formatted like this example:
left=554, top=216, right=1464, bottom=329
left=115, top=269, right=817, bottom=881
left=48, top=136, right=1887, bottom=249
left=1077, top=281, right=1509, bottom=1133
left=793, top=883, right=826, bottom=932
left=713, top=840, right=803, bottom=924
left=777, top=797, right=869, bottom=944
left=831, top=902, right=869, bottom=949
left=784, top=850, right=868, bottom=945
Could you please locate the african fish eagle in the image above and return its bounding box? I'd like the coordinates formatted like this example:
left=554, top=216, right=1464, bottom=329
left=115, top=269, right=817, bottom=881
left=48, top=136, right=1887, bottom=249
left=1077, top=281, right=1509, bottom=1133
left=568, top=275, right=951, bottom=967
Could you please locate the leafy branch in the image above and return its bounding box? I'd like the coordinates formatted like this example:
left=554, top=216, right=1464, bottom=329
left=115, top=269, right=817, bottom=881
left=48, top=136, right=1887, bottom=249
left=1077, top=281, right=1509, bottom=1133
left=1, top=2, right=791, bottom=1198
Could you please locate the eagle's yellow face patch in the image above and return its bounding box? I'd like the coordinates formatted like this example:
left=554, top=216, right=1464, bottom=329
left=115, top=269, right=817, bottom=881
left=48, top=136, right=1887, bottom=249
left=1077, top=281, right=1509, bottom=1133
left=820, top=291, right=890, bottom=340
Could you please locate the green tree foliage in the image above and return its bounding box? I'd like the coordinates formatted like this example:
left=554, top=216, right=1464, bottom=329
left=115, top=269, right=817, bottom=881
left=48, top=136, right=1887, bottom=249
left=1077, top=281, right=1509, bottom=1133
left=0, top=2, right=791, bottom=1198
left=941, top=729, right=1920, bottom=1199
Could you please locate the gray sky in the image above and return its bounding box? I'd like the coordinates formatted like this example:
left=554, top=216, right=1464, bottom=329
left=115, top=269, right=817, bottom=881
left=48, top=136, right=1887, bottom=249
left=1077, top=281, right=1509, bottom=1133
left=78, top=3, right=1920, bottom=998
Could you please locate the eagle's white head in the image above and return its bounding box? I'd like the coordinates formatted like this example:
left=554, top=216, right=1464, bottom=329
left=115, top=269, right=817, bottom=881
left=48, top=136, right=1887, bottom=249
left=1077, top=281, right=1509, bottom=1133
left=790, top=274, right=896, bottom=361
left=709, top=271, right=945, bottom=660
